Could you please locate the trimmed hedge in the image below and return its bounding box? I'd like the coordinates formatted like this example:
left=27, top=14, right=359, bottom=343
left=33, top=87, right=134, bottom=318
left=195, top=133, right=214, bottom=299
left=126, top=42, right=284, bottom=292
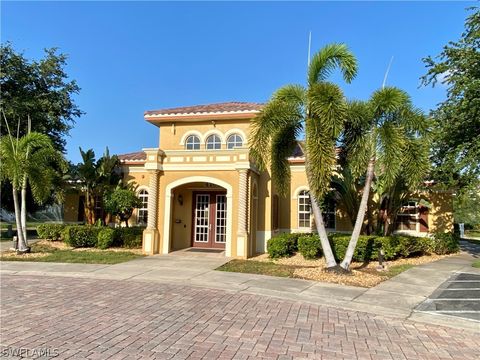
left=267, top=233, right=299, bottom=259
left=268, top=231, right=460, bottom=261
left=97, top=227, right=115, bottom=249
left=429, top=232, right=460, bottom=255
left=298, top=235, right=322, bottom=259
left=113, top=227, right=143, bottom=248
left=63, top=225, right=101, bottom=248
left=37, top=223, right=67, bottom=241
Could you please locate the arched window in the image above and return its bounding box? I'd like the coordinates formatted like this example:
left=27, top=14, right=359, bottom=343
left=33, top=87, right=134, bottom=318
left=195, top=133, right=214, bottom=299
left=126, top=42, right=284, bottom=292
left=137, top=189, right=148, bottom=225
left=226, top=134, right=243, bottom=149
left=298, top=190, right=311, bottom=229
left=206, top=134, right=221, bottom=150
left=185, top=135, right=200, bottom=150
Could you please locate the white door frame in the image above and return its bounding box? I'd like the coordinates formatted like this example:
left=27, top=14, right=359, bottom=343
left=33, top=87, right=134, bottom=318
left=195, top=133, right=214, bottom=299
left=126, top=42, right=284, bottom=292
left=163, top=176, right=233, bottom=256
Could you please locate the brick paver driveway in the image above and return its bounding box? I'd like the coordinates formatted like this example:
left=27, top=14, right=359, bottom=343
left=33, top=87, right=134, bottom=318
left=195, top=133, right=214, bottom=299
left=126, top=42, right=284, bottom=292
left=1, top=275, right=479, bottom=359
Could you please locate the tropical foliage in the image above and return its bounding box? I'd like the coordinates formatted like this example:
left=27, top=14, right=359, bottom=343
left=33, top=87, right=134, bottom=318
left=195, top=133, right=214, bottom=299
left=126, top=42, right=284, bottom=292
left=75, top=147, right=121, bottom=224
left=250, top=43, right=358, bottom=269
left=0, top=130, right=66, bottom=251
left=103, top=188, right=142, bottom=227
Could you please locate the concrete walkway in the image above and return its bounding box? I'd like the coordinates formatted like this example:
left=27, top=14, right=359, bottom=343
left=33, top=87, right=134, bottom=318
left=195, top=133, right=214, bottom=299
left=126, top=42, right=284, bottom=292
left=1, top=244, right=479, bottom=332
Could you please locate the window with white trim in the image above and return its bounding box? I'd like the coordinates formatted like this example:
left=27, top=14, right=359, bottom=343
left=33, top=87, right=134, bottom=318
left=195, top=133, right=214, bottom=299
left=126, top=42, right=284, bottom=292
left=206, top=134, right=221, bottom=150
left=298, top=190, right=311, bottom=229
left=395, top=201, right=419, bottom=231
left=298, top=191, right=336, bottom=230
left=185, top=135, right=200, bottom=150
left=137, top=189, right=148, bottom=224
left=226, top=134, right=243, bottom=149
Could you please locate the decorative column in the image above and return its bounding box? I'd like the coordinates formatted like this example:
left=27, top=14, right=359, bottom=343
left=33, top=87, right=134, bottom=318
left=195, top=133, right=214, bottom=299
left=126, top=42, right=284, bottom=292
left=146, top=170, right=159, bottom=230
left=236, top=169, right=249, bottom=258
left=142, top=148, right=163, bottom=255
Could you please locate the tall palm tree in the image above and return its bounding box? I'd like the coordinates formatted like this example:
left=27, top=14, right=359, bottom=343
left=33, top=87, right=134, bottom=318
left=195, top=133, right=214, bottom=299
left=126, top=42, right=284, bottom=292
left=340, top=87, right=430, bottom=270
left=0, top=130, right=64, bottom=251
left=249, top=43, right=358, bottom=270
left=77, top=147, right=120, bottom=225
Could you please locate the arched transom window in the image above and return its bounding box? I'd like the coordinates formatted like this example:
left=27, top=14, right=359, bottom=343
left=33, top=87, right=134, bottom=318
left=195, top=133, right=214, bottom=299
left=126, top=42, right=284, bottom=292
left=227, top=134, right=243, bottom=149
left=137, top=189, right=148, bottom=224
left=206, top=134, right=221, bottom=150
left=185, top=135, right=200, bottom=150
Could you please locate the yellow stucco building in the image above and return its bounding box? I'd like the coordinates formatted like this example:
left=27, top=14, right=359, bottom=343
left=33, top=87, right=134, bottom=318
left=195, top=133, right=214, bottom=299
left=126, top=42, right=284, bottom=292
left=64, top=102, right=454, bottom=258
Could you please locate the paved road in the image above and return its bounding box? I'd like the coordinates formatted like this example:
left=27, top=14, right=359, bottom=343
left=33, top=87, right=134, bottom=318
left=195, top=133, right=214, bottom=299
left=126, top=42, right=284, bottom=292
left=1, top=275, right=479, bottom=360
left=417, top=272, right=480, bottom=321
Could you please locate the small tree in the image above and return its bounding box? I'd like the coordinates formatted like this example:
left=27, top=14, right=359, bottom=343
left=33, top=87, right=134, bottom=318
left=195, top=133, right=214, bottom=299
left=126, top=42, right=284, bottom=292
left=103, top=188, right=141, bottom=227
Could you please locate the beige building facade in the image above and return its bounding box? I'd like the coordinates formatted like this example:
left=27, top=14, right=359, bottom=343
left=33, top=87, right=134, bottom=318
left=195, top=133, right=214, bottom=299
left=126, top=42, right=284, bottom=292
left=64, top=102, right=454, bottom=258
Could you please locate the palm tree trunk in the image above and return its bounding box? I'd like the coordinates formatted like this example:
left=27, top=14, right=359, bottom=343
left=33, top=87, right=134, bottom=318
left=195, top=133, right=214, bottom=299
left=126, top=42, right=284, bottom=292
left=341, top=157, right=375, bottom=270
left=12, top=186, right=27, bottom=251
left=21, top=177, right=28, bottom=243
left=310, top=195, right=338, bottom=268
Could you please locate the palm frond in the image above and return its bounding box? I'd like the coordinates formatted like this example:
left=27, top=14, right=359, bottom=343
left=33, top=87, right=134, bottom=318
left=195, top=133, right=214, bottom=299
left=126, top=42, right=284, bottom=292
left=344, top=100, right=373, bottom=179
left=270, top=122, right=302, bottom=196
left=376, top=123, right=405, bottom=187
left=249, top=85, right=305, bottom=171
left=308, top=82, right=347, bottom=139
left=402, top=137, right=430, bottom=188
left=308, top=43, right=358, bottom=86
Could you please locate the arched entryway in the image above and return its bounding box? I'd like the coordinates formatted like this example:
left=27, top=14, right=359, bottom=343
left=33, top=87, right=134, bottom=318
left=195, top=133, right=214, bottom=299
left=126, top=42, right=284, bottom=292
left=163, top=176, right=233, bottom=256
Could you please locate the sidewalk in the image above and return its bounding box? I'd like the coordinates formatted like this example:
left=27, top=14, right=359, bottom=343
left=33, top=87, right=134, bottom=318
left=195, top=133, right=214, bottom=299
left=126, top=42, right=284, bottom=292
left=1, top=243, right=479, bottom=332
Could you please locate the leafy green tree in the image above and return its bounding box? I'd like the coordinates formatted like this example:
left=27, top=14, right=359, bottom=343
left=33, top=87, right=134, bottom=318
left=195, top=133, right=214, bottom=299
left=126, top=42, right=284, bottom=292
left=454, top=187, right=480, bottom=228
left=0, top=43, right=82, bottom=151
left=0, top=43, right=82, bottom=214
left=249, top=43, right=358, bottom=270
left=421, top=7, right=480, bottom=190
left=340, top=88, right=430, bottom=270
left=104, top=188, right=141, bottom=227
left=0, top=130, right=66, bottom=251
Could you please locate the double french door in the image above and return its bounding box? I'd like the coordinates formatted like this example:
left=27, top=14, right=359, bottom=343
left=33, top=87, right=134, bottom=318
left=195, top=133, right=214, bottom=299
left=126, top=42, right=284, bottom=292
left=193, top=192, right=227, bottom=249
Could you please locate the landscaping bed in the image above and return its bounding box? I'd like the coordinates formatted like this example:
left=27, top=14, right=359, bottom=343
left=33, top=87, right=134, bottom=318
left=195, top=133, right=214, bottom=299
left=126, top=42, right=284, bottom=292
left=218, top=231, right=459, bottom=287
left=0, top=240, right=143, bottom=264
left=218, top=253, right=449, bottom=288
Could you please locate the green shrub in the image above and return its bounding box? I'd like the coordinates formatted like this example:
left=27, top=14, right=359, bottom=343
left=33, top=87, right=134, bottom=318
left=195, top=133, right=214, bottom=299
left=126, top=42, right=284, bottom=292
left=267, top=233, right=297, bottom=259
left=430, top=232, right=460, bottom=255
left=97, top=227, right=115, bottom=249
left=327, top=234, right=433, bottom=262
left=113, top=227, right=143, bottom=248
left=298, top=235, right=322, bottom=259
left=63, top=225, right=101, bottom=248
left=37, top=223, right=66, bottom=241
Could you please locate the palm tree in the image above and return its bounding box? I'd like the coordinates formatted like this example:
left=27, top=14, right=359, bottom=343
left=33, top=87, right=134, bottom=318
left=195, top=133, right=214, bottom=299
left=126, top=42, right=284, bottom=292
left=249, top=43, right=358, bottom=270
left=0, top=130, right=64, bottom=251
left=77, top=147, right=120, bottom=225
left=340, top=87, right=430, bottom=270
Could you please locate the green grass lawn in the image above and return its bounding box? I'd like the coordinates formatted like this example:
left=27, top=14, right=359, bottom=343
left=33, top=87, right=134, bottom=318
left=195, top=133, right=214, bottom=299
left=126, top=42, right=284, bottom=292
left=465, top=230, right=480, bottom=239
left=384, top=264, right=414, bottom=278
left=217, top=260, right=297, bottom=277
left=472, top=260, right=480, bottom=268
left=0, top=242, right=144, bottom=264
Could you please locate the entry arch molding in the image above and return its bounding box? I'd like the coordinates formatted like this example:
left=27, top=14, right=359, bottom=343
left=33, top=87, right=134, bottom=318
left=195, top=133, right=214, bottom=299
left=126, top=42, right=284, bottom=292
left=163, top=176, right=234, bottom=256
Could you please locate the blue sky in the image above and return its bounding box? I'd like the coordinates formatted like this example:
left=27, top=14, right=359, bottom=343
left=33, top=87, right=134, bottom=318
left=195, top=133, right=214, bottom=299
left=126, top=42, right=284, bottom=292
left=2, top=1, right=473, bottom=164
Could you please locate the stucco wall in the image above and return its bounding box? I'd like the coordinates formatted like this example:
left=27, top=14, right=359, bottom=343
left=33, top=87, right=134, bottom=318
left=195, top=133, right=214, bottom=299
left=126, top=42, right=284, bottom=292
left=428, top=191, right=454, bottom=233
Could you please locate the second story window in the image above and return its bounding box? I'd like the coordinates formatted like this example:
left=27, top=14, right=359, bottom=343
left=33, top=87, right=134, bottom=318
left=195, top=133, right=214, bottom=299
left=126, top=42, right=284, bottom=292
left=227, top=134, right=243, bottom=149
left=185, top=135, right=200, bottom=150
left=206, top=134, right=221, bottom=150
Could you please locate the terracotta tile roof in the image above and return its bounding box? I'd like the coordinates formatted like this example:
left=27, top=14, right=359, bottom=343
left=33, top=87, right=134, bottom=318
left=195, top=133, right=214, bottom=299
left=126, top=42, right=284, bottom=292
left=145, top=102, right=264, bottom=117
left=118, top=151, right=146, bottom=163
